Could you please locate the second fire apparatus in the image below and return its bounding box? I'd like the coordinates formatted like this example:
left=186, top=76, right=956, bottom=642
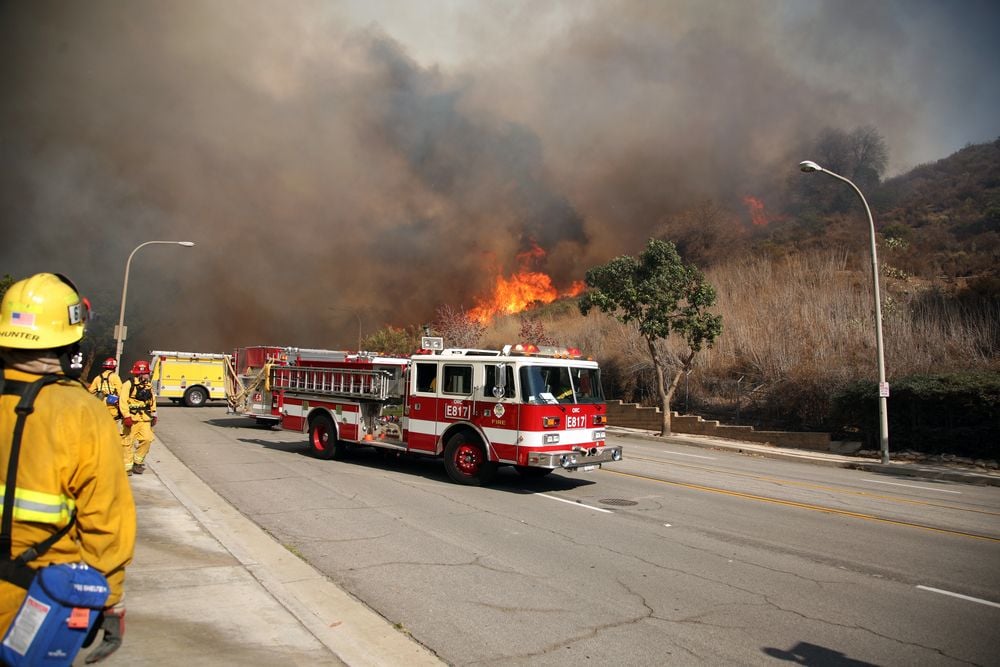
left=150, top=350, right=230, bottom=407
left=227, top=342, right=622, bottom=485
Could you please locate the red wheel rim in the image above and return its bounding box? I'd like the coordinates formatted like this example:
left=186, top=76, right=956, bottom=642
left=453, top=442, right=481, bottom=476
left=313, top=423, right=330, bottom=452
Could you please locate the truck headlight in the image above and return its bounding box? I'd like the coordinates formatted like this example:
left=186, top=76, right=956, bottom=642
left=593, top=430, right=606, bottom=441
left=544, top=434, right=560, bottom=444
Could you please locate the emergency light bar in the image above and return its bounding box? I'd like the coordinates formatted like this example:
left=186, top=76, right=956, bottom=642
left=502, top=343, right=584, bottom=359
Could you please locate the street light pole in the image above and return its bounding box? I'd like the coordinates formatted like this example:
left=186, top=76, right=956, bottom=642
left=115, top=240, right=196, bottom=368
left=800, top=160, right=889, bottom=463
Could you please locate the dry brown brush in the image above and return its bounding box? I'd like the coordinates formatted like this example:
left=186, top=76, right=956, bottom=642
left=478, top=248, right=997, bottom=432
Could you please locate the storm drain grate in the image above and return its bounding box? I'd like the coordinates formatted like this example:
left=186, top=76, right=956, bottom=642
left=599, top=498, right=638, bottom=507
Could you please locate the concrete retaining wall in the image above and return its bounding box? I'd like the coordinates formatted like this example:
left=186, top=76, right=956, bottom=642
left=606, top=400, right=833, bottom=452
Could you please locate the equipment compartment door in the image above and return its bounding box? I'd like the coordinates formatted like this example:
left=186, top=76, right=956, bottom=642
left=407, top=361, right=440, bottom=453
left=437, top=364, right=473, bottom=432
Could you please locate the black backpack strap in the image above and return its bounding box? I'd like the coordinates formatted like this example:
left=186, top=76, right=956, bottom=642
left=100, top=370, right=114, bottom=395
left=1, top=374, right=67, bottom=563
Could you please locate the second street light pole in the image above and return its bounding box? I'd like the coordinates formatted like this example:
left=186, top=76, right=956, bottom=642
left=799, top=160, right=890, bottom=463
left=115, top=240, right=196, bottom=368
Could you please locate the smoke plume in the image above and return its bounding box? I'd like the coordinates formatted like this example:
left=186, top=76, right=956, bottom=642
left=1, top=0, right=997, bottom=361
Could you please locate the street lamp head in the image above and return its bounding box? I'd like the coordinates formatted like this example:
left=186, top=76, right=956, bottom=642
left=799, top=160, right=822, bottom=173
left=115, top=239, right=197, bottom=368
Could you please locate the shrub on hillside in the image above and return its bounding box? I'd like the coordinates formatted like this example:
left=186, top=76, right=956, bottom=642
left=831, top=371, right=999, bottom=459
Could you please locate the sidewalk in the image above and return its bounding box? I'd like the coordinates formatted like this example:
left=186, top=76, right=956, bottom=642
left=101, top=441, right=444, bottom=667
left=608, top=426, right=1000, bottom=487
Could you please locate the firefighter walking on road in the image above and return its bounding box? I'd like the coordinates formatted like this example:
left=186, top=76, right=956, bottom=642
left=88, top=357, right=124, bottom=427
left=0, top=272, right=136, bottom=663
left=121, top=359, right=157, bottom=475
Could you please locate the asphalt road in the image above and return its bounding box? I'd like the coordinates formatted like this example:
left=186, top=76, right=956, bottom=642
left=155, top=405, right=1000, bottom=666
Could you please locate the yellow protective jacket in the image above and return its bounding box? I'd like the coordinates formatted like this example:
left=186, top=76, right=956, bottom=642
left=0, top=368, right=136, bottom=633
left=122, top=377, right=157, bottom=423
left=87, top=369, right=124, bottom=420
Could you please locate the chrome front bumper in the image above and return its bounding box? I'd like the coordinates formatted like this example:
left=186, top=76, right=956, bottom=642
left=526, top=445, right=623, bottom=471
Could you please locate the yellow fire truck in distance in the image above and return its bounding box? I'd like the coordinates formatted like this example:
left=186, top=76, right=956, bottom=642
left=149, top=350, right=231, bottom=407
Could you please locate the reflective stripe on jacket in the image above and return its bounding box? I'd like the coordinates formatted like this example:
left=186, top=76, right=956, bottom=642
left=0, top=483, right=75, bottom=524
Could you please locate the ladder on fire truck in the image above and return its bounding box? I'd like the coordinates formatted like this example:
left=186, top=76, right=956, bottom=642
left=225, top=356, right=266, bottom=413
left=270, top=365, right=395, bottom=401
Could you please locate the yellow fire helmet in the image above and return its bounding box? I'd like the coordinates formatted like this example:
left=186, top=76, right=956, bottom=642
left=0, top=272, right=89, bottom=349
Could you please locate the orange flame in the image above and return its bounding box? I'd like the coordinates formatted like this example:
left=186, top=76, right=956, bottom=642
left=468, top=271, right=559, bottom=324
left=467, top=245, right=586, bottom=324
left=743, top=195, right=770, bottom=226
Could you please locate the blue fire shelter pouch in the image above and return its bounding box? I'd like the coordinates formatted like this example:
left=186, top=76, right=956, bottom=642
left=1, top=563, right=109, bottom=666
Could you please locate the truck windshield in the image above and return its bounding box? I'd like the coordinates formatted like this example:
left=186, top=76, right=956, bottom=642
left=519, top=365, right=603, bottom=404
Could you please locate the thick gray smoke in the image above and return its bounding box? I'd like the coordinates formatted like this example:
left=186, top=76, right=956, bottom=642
left=1, top=1, right=997, bottom=363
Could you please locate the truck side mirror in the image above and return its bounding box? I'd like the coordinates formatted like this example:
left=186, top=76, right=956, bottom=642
left=492, top=363, right=507, bottom=399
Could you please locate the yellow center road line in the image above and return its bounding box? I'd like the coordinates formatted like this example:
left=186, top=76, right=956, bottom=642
left=607, top=468, right=1000, bottom=542
left=627, top=454, right=1000, bottom=517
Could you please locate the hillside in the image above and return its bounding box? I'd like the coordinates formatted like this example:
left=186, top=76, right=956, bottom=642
left=476, top=139, right=999, bottom=447
left=875, top=138, right=1000, bottom=286
left=727, top=138, right=1000, bottom=283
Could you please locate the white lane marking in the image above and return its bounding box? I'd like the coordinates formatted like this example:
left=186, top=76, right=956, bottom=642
left=917, top=585, right=1000, bottom=608
left=538, top=494, right=614, bottom=513
left=661, top=450, right=716, bottom=460
left=868, top=479, right=962, bottom=494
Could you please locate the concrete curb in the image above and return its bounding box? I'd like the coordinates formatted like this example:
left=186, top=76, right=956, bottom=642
left=608, top=427, right=1000, bottom=487
left=152, top=441, right=445, bottom=666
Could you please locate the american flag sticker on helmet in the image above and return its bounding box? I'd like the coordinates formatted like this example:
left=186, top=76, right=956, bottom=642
left=11, top=311, right=35, bottom=327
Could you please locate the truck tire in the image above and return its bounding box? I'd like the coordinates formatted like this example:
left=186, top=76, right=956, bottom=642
left=183, top=386, right=209, bottom=407
left=444, top=432, right=497, bottom=486
left=309, top=414, right=348, bottom=460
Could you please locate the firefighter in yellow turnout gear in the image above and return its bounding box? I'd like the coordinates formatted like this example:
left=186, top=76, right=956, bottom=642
left=88, top=357, right=124, bottom=426
left=0, top=272, right=136, bottom=663
left=121, top=359, right=157, bottom=475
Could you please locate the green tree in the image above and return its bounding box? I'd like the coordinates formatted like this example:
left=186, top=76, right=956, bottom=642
left=361, top=324, right=422, bottom=355
left=579, top=239, right=722, bottom=435
left=790, top=125, right=889, bottom=215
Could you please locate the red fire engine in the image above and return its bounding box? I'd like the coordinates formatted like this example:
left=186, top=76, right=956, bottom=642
left=226, top=342, right=623, bottom=485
